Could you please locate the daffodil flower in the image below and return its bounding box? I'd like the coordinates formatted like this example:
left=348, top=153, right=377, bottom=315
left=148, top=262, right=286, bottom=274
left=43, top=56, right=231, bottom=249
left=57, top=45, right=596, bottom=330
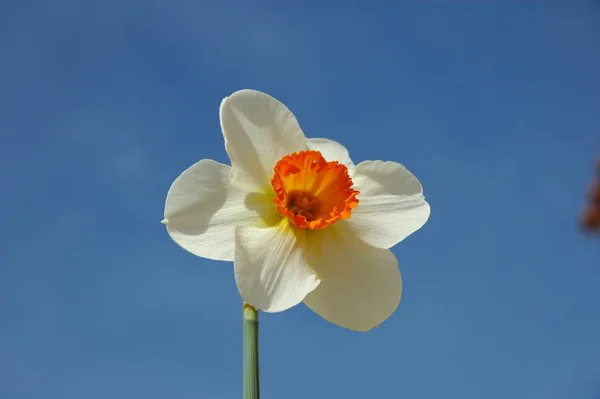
left=162, top=90, right=430, bottom=331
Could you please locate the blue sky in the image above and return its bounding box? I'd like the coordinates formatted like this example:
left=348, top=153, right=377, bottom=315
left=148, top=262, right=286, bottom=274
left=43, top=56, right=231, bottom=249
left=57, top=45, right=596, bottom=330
left=2, top=1, right=600, bottom=398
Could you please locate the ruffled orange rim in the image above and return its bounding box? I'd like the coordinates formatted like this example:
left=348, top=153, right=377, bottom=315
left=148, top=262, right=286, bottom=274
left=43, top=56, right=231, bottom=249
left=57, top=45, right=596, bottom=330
left=271, top=150, right=359, bottom=229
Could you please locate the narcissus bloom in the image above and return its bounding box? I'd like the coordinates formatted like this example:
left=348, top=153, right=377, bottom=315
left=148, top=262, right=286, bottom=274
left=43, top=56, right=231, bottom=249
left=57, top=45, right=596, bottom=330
left=162, top=90, right=430, bottom=331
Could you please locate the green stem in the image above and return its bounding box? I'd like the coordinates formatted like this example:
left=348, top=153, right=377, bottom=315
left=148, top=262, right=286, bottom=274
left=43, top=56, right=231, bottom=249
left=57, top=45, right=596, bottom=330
left=243, top=303, right=260, bottom=399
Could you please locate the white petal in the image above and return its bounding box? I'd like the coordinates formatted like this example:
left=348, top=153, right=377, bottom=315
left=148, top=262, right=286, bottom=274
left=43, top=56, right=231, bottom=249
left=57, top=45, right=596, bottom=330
left=307, top=137, right=355, bottom=169
left=234, top=221, right=320, bottom=313
left=220, top=90, right=308, bottom=191
left=347, top=160, right=430, bottom=249
left=303, top=224, right=402, bottom=332
left=163, top=159, right=279, bottom=261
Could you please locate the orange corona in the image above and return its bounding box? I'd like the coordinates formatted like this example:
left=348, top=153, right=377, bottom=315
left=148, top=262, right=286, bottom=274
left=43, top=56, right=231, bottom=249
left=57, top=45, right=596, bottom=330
left=271, top=150, right=359, bottom=229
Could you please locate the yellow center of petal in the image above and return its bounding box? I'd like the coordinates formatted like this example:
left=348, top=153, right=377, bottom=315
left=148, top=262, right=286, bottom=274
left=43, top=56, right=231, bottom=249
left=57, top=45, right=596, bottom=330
left=271, top=150, right=359, bottom=229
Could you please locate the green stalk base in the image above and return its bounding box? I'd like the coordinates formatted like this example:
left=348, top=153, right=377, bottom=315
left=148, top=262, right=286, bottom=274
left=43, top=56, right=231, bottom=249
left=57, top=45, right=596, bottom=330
left=243, top=303, right=259, bottom=399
